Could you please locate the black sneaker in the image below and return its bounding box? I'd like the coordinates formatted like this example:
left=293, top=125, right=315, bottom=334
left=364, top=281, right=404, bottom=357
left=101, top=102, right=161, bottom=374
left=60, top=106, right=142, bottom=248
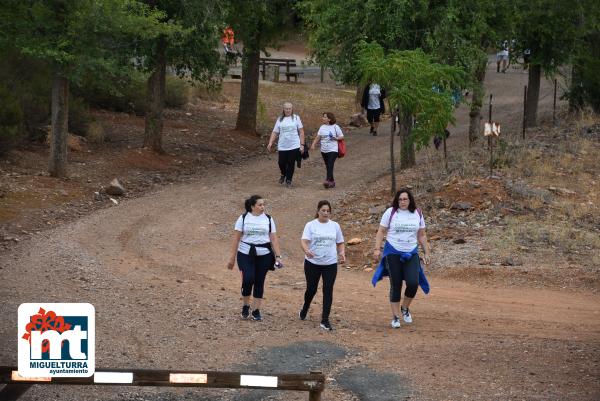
left=285, top=180, right=292, bottom=188
left=251, top=309, right=262, bottom=321
left=241, top=305, right=250, bottom=319
left=320, top=320, right=332, bottom=331
left=372, top=130, right=377, bottom=136
left=299, top=308, right=308, bottom=321
left=278, top=175, right=285, bottom=184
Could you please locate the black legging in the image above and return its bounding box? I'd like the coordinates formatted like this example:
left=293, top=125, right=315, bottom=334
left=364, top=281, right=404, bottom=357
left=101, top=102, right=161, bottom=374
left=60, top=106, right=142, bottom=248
left=321, top=151, right=338, bottom=181
left=278, top=148, right=300, bottom=182
left=302, top=260, right=337, bottom=321
left=237, top=252, right=272, bottom=298
left=384, top=253, right=420, bottom=302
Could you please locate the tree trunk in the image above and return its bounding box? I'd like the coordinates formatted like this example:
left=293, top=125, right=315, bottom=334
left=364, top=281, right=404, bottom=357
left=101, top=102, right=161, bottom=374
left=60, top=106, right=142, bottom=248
left=468, top=57, right=487, bottom=145
left=144, top=36, right=167, bottom=153
left=399, top=109, right=415, bottom=170
left=356, top=85, right=365, bottom=112
left=526, top=64, right=541, bottom=128
left=49, top=74, right=69, bottom=177
left=235, top=47, right=260, bottom=132
left=390, top=111, right=397, bottom=195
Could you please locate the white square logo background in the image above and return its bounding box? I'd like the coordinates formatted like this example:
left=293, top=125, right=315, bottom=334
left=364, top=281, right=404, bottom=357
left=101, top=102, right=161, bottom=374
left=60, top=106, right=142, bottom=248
left=18, top=303, right=95, bottom=377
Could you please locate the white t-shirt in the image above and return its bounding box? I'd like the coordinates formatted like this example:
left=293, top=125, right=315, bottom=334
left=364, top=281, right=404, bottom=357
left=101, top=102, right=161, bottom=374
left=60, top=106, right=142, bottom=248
left=379, top=207, right=425, bottom=252
left=301, top=219, right=344, bottom=265
left=367, top=84, right=381, bottom=110
left=234, top=213, right=276, bottom=256
left=317, top=124, right=344, bottom=153
left=273, top=115, right=303, bottom=151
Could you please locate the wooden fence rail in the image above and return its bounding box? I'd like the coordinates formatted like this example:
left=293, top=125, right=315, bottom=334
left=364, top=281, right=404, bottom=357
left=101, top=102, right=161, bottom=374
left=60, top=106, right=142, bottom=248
left=0, top=366, right=325, bottom=401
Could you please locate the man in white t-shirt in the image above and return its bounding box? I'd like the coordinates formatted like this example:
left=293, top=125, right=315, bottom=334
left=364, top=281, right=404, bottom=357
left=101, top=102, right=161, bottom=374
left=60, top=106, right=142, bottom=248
left=361, top=82, right=386, bottom=136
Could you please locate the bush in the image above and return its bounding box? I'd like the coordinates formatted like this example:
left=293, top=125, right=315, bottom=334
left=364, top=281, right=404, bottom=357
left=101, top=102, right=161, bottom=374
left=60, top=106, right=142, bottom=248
left=165, top=75, right=189, bottom=108
left=74, top=71, right=146, bottom=115
left=0, top=48, right=51, bottom=143
left=69, top=97, right=91, bottom=136
left=0, top=85, right=23, bottom=154
left=76, top=71, right=189, bottom=115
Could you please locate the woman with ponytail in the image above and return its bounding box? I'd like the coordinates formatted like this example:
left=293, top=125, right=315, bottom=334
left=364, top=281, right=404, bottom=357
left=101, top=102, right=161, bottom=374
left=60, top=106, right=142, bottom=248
left=227, top=195, right=282, bottom=321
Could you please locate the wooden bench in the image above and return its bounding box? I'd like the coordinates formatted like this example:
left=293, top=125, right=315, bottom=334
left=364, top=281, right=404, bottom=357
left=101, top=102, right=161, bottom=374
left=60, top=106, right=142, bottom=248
left=284, top=71, right=304, bottom=82
left=260, top=58, right=302, bottom=82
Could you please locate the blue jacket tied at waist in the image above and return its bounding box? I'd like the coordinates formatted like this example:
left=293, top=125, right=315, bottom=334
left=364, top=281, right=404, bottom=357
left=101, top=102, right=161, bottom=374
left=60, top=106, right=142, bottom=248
left=371, top=242, right=430, bottom=294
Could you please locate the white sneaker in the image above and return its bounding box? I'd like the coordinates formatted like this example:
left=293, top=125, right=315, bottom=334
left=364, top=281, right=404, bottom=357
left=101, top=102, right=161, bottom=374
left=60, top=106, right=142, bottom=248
left=391, top=316, right=401, bottom=328
left=401, top=307, right=412, bottom=324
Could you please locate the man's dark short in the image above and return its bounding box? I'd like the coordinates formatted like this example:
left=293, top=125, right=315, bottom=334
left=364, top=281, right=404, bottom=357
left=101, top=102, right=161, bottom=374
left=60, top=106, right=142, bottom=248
left=366, top=108, right=381, bottom=123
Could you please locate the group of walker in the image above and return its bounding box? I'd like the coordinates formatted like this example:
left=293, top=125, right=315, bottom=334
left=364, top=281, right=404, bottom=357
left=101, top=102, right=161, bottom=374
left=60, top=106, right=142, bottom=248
left=267, top=102, right=346, bottom=189
left=266, top=92, right=385, bottom=189
left=227, top=189, right=431, bottom=331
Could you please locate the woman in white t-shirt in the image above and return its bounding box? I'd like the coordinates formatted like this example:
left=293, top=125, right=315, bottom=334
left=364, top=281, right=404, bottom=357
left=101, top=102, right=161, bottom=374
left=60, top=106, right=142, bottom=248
left=311, top=112, right=344, bottom=189
left=267, top=102, right=305, bottom=188
left=373, top=189, right=431, bottom=328
left=227, top=195, right=282, bottom=322
left=299, top=200, right=345, bottom=331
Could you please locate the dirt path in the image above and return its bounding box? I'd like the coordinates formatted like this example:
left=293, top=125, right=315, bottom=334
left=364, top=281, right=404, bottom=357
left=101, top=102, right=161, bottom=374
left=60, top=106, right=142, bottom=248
left=1, top=60, right=599, bottom=401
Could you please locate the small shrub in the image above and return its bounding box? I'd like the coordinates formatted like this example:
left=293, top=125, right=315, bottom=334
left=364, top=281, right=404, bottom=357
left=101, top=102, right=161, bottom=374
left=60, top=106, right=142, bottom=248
left=165, top=75, right=189, bottom=108
left=0, top=85, right=24, bottom=154
left=68, top=97, right=91, bottom=136
left=85, top=121, right=105, bottom=144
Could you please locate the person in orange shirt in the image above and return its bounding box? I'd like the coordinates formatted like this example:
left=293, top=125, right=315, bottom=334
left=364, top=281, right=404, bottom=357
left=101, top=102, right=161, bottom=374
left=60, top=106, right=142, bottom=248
left=222, top=26, right=235, bottom=53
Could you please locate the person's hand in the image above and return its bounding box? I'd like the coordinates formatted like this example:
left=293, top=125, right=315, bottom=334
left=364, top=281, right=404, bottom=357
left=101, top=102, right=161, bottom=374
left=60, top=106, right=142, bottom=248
left=310, top=144, right=316, bottom=151
left=373, top=248, right=381, bottom=260
left=227, top=260, right=234, bottom=270
left=304, top=249, right=315, bottom=259
left=267, top=143, right=273, bottom=152
left=338, top=253, right=346, bottom=263
left=422, top=253, right=431, bottom=266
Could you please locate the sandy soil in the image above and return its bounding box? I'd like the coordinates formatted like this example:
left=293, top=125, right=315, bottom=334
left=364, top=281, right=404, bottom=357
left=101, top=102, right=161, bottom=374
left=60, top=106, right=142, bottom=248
left=1, top=52, right=599, bottom=401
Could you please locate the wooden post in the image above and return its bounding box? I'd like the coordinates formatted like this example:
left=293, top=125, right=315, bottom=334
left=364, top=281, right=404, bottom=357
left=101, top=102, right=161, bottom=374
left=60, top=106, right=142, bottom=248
left=553, top=78, right=557, bottom=126
left=320, top=65, right=324, bottom=83
left=443, top=133, right=448, bottom=172
left=488, top=94, right=493, bottom=176
left=523, top=85, right=527, bottom=139
left=261, top=59, right=266, bottom=80
left=286, top=60, right=291, bottom=82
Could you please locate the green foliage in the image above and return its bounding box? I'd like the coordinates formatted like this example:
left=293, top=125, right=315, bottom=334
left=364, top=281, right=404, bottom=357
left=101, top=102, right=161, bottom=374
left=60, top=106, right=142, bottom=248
left=0, top=47, right=52, bottom=137
left=164, top=75, right=189, bottom=108
left=300, top=0, right=433, bottom=84
left=68, top=97, right=91, bottom=136
left=357, top=42, right=464, bottom=149
left=0, top=0, right=169, bottom=84
left=565, top=2, right=600, bottom=112
left=134, top=1, right=226, bottom=85
left=0, top=84, right=23, bottom=153
left=226, top=0, right=296, bottom=55
left=513, top=0, right=583, bottom=74
left=75, top=71, right=189, bottom=114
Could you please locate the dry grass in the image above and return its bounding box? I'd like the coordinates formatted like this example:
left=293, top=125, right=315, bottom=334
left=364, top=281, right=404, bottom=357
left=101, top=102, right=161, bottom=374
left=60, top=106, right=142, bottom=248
left=499, top=116, right=600, bottom=269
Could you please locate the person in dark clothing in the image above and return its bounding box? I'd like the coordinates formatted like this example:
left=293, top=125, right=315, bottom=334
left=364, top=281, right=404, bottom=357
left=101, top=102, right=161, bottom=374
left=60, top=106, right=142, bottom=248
left=433, top=129, right=450, bottom=150
left=361, top=82, right=386, bottom=136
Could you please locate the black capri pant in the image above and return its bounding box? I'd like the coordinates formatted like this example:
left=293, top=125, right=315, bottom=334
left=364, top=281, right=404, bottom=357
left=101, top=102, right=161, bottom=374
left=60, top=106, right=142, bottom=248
left=237, top=251, right=272, bottom=298
left=384, top=253, right=420, bottom=302
left=303, top=260, right=338, bottom=321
